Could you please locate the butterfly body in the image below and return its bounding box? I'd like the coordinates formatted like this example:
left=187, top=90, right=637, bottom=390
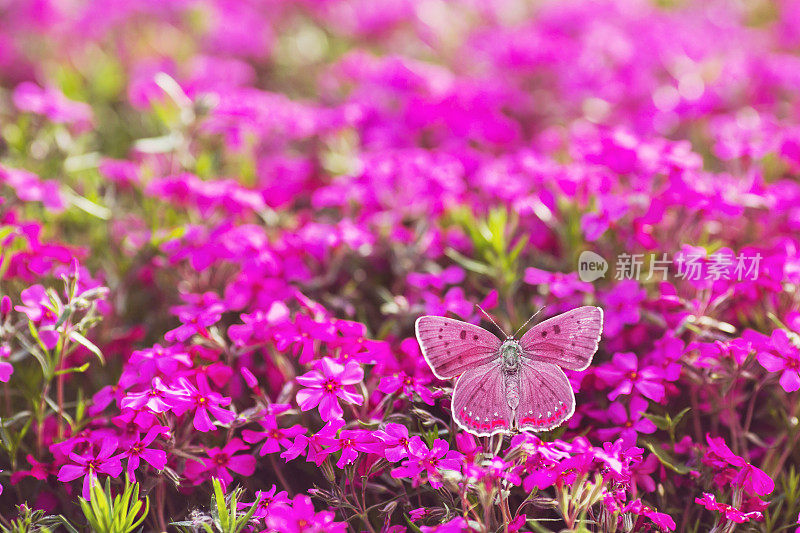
left=415, top=306, right=603, bottom=436
left=500, top=340, right=522, bottom=371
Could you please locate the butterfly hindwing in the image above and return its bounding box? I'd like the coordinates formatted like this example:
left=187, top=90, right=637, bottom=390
left=415, top=316, right=502, bottom=379
left=519, top=306, right=603, bottom=371
left=451, top=360, right=512, bottom=436
left=515, top=360, right=575, bottom=432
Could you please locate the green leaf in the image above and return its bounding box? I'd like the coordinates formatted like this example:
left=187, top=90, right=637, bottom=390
left=642, top=439, right=691, bottom=474
left=55, top=362, right=91, bottom=376
left=69, top=331, right=105, bottom=365
left=671, top=407, right=691, bottom=428
left=640, top=412, right=670, bottom=431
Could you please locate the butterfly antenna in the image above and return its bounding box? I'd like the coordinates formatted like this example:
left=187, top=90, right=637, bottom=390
left=475, top=304, right=510, bottom=338
left=512, top=306, right=546, bottom=339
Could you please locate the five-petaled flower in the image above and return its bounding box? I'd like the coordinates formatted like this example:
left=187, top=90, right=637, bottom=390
left=295, top=357, right=364, bottom=421
left=169, top=375, right=236, bottom=432
left=595, top=352, right=667, bottom=402
left=391, top=437, right=462, bottom=488
left=57, top=438, right=123, bottom=499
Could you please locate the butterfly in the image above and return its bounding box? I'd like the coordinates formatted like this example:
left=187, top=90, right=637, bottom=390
left=415, top=306, right=603, bottom=436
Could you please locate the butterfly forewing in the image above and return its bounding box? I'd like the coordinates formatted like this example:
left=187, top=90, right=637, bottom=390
left=519, top=306, right=603, bottom=371
left=515, top=361, right=575, bottom=432
left=415, top=316, right=502, bottom=379
left=452, top=360, right=513, bottom=436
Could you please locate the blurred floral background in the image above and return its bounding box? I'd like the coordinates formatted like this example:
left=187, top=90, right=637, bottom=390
left=2, top=0, right=800, bottom=531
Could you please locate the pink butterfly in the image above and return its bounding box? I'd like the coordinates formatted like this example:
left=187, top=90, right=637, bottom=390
left=415, top=306, right=603, bottom=436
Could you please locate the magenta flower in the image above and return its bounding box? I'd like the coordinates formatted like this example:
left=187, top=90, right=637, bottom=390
left=266, top=494, right=347, bottom=533
left=184, top=438, right=256, bottom=487
left=14, top=284, right=60, bottom=350
left=595, top=352, right=666, bottom=402
left=120, top=427, right=167, bottom=482
left=756, top=329, right=800, bottom=392
left=11, top=455, right=53, bottom=484
left=121, top=377, right=183, bottom=413
left=420, top=517, right=470, bottom=533
left=57, top=438, right=122, bottom=500
left=295, top=357, right=363, bottom=421
left=391, top=437, right=462, bottom=489
left=704, top=434, right=774, bottom=496
left=12, top=82, right=93, bottom=130
left=169, top=375, right=236, bottom=432
left=695, top=493, right=763, bottom=524
left=621, top=499, right=675, bottom=531
left=596, top=397, right=657, bottom=447
left=281, top=419, right=344, bottom=466
left=330, top=429, right=381, bottom=468
left=237, top=485, right=290, bottom=519
left=242, top=415, right=306, bottom=456
left=601, top=281, right=646, bottom=337
left=164, top=292, right=226, bottom=342
left=377, top=371, right=434, bottom=405
left=375, top=423, right=413, bottom=462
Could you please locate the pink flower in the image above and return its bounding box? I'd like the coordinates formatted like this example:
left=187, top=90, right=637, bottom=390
left=375, top=423, right=413, bottom=462
left=57, top=438, right=122, bottom=500
left=621, top=499, right=675, bottom=531
left=757, top=329, right=800, bottom=392
left=377, top=371, right=434, bottom=405
left=704, top=434, right=774, bottom=496
left=120, top=427, right=167, bottom=482
left=237, top=485, right=290, bottom=519
left=121, top=377, right=183, bottom=413
left=184, top=438, right=256, bottom=487
left=266, top=494, right=347, bottom=533
left=295, top=357, right=363, bottom=421
left=391, top=437, right=462, bottom=488
left=14, top=284, right=60, bottom=349
left=330, top=429, right=381, bottom=468
left=242, top=415, right=306, bottom=456
left=601, top=281, right=646, bottom=337
left=12, top=82, right=93, bottom=130
left=596, top=397, right=657, bottom=447
left=164, top=292, right=226, bottom=342
left=281, top=419, right=344, bottom=466
left=595, top=352, right=666, bottom=402
left=695, top=493, right=763, bottom=524
left=169, top=375, right=236, bottom=432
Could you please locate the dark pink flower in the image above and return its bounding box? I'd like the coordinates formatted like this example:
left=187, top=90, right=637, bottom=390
left=596, top=397, right=657, bottom=447
left=704, top=434, right=774, bottom=496
left=266, top=494, right=347, bottom=533
left=169, top=374, right=236, bottom=432
left=330, top=429, right=381, bottom=468
left=622, top=499, right=675, bottom=531
left=120, top=427, right=167, bottom=482
left=281, top=419, right=344, bottom=466
left=57, top=438, right=122, bottom=500
left=14, top=284, right=59, bottom=349
left=757, top=329, right=800, bottom=392
left=595, top=352, right=666, bottom=402
left=295, top=357, right=363, bottom=421
left=375, top=423, right=413, bottom=462
left=377, top=371, right=434, bottom=405
left=184, top=438, right=256, bottom=487
left=242, top=415, right=305, bottom=456
left=237, top=485, right=290, bottom=519
left=391, top=437, right=462, bottom=488
left=695, top=493, right=763, bottom=524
